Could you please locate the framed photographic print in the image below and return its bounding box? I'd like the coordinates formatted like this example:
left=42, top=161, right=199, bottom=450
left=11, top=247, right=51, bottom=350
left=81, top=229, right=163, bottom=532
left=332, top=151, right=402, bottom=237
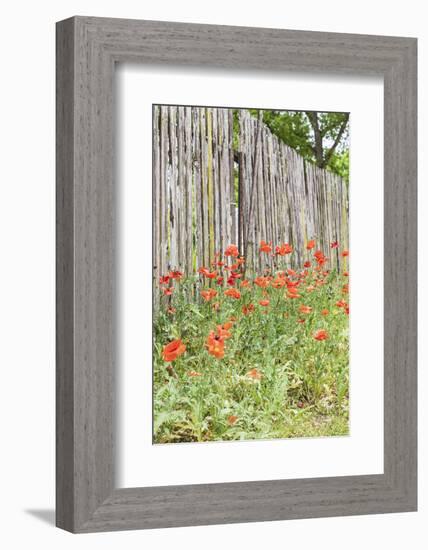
left=56, top=16, right=417, bottom=532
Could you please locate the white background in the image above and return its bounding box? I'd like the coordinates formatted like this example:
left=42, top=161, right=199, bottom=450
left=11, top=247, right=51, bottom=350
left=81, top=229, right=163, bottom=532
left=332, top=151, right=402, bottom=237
left=118, top=67, right=384, bottom=487
left=0, top=1, right=425, bottom=549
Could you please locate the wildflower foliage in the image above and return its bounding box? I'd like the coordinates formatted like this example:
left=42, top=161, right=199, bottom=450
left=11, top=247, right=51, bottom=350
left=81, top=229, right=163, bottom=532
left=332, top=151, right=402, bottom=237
left=154, top=241, right=349, bottom=443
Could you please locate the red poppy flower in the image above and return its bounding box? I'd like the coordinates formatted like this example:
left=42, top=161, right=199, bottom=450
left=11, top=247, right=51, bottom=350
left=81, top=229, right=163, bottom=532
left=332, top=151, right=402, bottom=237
left=215, top=324, right=232, bottom=340
left=299, top=304, right=312, bottom=314
left=198, top=267, right=217, bottom=279
left=271, top=277, right=286, bottom=289
left=254, top=276, right=270, bottom=288
left=259, top=299, right=270, bottom=306
left=246, top=368, right=262, bottom=380
left=206, top=332, right=225, bottom=358
left=169, top=270, right=183, bottom=280
left=275, top=243, right=293, bottom=256
left=225, top=244, right=240, bottom=257
left=314, top=250, right=328, bottom=266
left=201, top=288, right=218, bottom=302
left=224, top=288, right=241, bottom=299
left=306, top=239, right=316, bottom=250
left=162, top=339, right=186, bottom=361
left=227, top=415, right=238, bottom=426
left=159, top=275, right=170, bottom=285
left=313, top=329, right=328, bottom=341
left=330, top=241, right=339, bottom=249
left=242, top=304, right=255, bottom=315
left=286, top=291, right=301, bottom=299
left=163, top=287, right=174, bottom=296
left=259, top=240, right=272, bottom=254
left=167, top=307, right=176, bottom=315
left=336, top=300, right=348, bottom=308
left=304, top=261, right=312, bottom=268
left=286, top=287, right=301, bottom=298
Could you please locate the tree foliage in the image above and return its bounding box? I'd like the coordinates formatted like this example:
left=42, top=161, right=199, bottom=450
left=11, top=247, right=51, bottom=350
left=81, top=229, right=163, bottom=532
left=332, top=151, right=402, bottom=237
left=248, top=109, right=350, bottom=183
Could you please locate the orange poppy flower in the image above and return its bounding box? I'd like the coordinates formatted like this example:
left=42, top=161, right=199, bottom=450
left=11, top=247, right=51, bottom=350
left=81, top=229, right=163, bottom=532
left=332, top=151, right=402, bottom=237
left=297, top=318, right=306, bottom=324
left=240, top=279, right=251, bottom=288
left=224, top=288, right=241, bottom=299
left=286, top=286, right=301, bottom=298
left=336, top=300, right=347, bottom=308
left=187, top=370, right=202, bottom=377
left=216, top=324, right=232, bottom=340
left=201, top=288, right=218, bottom=302
left=259, top=240, right=272, bottom=253
left=227, top=415, right=238, bottom=426
left=198, top=267, right=217, bottom=279
left=343, top=271, right=349, bottom=277
left=206, top=332, right=225, bottom=359
left=254, top=276, right=270, bottom=288
left=246, top=368, right=262, bottom=380
left=306, top=239, right=316, bottom=250
left=271, top=277, right=286, bottom=289
left=321, top=309, right=329, bottom=316
left=162, top=339, right=186, bottom=361
left=242, top=303, right=255, bottom=315
left=225, top=244, right=239, bottom=257
left=167, top=307, right=176, bottom=315
left=163, top=287, right=174, bottom=296
left=341, top=250, right=349, bottom=257
left=313, top=329, right=329, bottom=341
left=304, top=261, right=312, bottom=268
left=299, top=304, right=312, bottom=314
left=314, top=250, right=328, bottom=266
left=275, top=243, right=293, bottom=255
left=306, top=285, right=315, bottom=293
left=259, top=299, right=270, bottom=306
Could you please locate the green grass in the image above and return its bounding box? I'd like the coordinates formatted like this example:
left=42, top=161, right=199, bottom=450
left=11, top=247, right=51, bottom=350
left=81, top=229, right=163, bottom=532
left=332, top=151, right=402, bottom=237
left=153, top=261, right=349, bottom=444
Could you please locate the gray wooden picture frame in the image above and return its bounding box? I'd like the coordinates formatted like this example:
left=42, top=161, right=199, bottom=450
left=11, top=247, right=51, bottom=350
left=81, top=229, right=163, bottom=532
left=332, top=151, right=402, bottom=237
left=56, top=16, right=417, bottom=533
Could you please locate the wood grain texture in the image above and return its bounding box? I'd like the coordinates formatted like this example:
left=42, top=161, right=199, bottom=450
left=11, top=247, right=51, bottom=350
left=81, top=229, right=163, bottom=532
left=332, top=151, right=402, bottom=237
left=56, top=16, right=417, bottom=533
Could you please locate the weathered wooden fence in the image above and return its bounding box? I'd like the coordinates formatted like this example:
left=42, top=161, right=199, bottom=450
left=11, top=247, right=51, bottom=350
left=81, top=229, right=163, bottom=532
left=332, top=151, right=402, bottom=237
left=153, top=105, right=348, bottom=285
left=238, top=110, right=349, bottom=273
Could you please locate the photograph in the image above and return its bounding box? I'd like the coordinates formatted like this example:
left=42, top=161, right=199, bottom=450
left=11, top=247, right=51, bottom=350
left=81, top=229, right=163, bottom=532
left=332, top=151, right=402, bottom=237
left=152, top=105, right=350, bottom=444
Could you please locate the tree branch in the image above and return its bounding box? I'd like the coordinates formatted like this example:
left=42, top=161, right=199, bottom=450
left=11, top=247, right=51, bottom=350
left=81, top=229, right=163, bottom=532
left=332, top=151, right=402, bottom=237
left=322, top=114, right=349, bottom=167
